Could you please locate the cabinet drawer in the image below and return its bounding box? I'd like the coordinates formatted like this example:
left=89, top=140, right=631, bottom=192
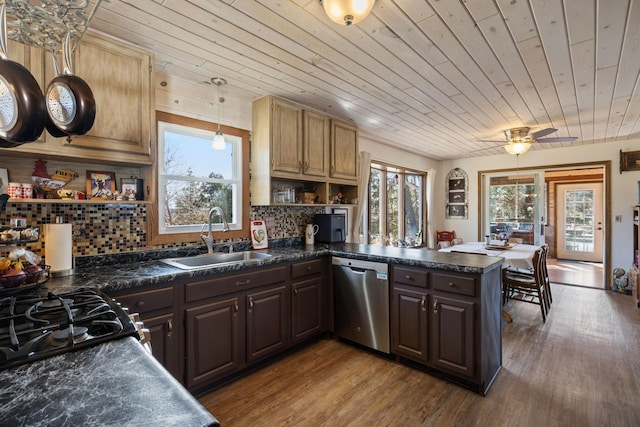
left=115, top=287, right=173, bottom=314
left=393, top=265, right=428, bottom=288
left=431, top=272, right=477, bottom=297
left=185, top=265, right=288, bottom=303
left=291, top=258, right=323, bottom=279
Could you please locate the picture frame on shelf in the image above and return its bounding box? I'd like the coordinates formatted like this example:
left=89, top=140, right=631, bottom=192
left=86, top=171, right=116, bottom=200
left=120, top=177, right=144, bottom=201
left=0, top=168, right=8, bottom=195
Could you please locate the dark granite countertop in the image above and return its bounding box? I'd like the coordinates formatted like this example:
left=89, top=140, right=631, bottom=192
left=0, top=337, right=218, bottom=427
left=43, top=243, right=503, bottom=294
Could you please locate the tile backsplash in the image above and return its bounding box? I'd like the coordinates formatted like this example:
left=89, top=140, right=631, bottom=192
left=1, top=202, right=325, bottom=257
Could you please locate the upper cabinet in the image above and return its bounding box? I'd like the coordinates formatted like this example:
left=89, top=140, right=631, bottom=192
left=330, top=119, right=358, bottom=183
left=0, top=32, right=154, bottom=166
left=251, top=95, right=358, bottom=206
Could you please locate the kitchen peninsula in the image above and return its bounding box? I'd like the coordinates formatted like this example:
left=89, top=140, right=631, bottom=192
left=0, top=244, right=503, bottom=425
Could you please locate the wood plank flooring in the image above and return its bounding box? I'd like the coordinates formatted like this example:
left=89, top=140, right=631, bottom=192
left=198, top=285, right=640, bottom=427
left=547, top=258, right=604, bottom=289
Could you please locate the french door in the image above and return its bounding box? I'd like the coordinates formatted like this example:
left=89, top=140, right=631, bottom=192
left=556, top=182, right=603, bottom=262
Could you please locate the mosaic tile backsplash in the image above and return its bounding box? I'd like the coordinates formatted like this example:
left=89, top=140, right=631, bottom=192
left=1, top=202, right=326, bottom=258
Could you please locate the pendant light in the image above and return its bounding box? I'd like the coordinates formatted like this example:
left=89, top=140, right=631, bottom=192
left=211, top=77, right=226, bottom=151
left=320, top=0, right=376, bottom=26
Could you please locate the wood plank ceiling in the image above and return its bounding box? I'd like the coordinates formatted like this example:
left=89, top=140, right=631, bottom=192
left=87, top=0, right=640, bottom=160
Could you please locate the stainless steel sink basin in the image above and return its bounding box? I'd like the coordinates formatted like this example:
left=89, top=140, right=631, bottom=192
left=161, top=251, right=273, bottom=270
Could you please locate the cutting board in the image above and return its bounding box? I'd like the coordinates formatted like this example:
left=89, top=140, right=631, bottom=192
left=250, top=220, right=268, bottom=249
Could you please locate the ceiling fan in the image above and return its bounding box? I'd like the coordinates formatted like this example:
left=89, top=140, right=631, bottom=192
left=480, top=127, right=578, bottom=155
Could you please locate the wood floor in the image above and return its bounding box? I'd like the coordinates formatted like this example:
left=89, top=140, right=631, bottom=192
left=547, top=258, right=604, bottom=289
left=199, top=285, right=640, bottom=427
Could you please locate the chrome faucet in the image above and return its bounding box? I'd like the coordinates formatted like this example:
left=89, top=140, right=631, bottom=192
left=201, top=206, right=230, bottom=254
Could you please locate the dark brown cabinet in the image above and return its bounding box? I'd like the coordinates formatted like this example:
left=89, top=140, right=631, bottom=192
left=429, top=294, right=476, bottom=378
left=391, top=264, right=502, bottom=395
left=110, top=286, right=180, bottom=380
left=246, top=284, right=289, bottom=363
left=184, top=265, right=290, bottom=393
left=185, top=296, right=242, bottom=390
left=291, top=258, right=325, bottom=344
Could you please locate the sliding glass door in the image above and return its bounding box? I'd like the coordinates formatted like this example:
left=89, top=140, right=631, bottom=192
left=481, top=170, right=545, bottom=245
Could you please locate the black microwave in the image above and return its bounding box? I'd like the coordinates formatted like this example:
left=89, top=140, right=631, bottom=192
left=314, top=214, right=346, bottom=243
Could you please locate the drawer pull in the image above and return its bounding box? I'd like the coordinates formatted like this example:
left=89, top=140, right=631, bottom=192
left=233, top=301, right=239, bottom=313
left=293, top=287, right=298, bottom=296
left=236, top=279, right=251, bottom=286
left=421, top=295, right=426, bottom=312
left=448, top=282, right=455, bottom=287
left=406, top=275, right=412, bottom=280
left=167, top=318, right=173, bottom=333
left=136, top=300, right=145, bottom=308
left=306, top=266, right=312, bottom=271
left=433, top=297, right=438, bottom=315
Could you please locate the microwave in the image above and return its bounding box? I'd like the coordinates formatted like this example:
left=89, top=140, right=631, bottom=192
left=314, top=214, right=346, bottom=243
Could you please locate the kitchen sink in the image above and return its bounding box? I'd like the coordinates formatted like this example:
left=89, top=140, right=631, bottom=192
left=161, top=251, right=273, bottom=270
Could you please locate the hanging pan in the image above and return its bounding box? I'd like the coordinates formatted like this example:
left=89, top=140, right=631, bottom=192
left=44, top=47, right=69, bottom=138
left=0, top=4, right=46, bottom=146
left=45, top=32, right=95, bottom=137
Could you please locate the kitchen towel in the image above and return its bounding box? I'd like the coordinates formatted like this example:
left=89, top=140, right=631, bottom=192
left=44, top=223, right=73, bottom=275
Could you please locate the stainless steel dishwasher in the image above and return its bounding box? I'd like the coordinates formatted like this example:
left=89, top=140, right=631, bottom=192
left=332, top=256, right=390, bottom=354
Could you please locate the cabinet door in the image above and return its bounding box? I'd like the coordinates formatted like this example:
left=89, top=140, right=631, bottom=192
left=303, top=110, right=329, bottom=178
left=246, top=284, right=289, bottom=363
left=144, top=312, right=179, bottom=380
left=392, top=286, right=428, bottom=362
left=330, top=119, right=358, bottom=182
left=47, top=32, right=153, bottom=161
left=271, top=98, right=302, bottom=175
left=429, top=294, right=476, bottom=378
left=185, top=296, right=242, bottom=390
left=292, top=276, right=322, bottom=343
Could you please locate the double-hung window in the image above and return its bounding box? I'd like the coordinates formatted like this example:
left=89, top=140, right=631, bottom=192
left=150, top=112, right=249, bottom=244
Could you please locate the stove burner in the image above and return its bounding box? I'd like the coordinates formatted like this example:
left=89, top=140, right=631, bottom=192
left=0, top=288, right=138, bottom=370
left=52, top=326, right=89, bottom=341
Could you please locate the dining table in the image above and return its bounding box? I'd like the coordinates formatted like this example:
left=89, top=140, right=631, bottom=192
left=438, top=241, right=541, bottom=270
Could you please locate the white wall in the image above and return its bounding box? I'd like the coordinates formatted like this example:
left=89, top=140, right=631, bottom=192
left=437, top=139, right=640, bottom=272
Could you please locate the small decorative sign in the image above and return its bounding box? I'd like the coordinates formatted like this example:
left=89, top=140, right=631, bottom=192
left=250, top=220, right=268, bottom=249
left=620, top=149, right=640, bottom=173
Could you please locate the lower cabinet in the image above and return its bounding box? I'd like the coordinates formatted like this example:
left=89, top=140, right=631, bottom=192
left=291, top=258, right=325, bottom=343
left=391, top=264, right=502, bottom=395
left=184, top=265, right=290, bottom=393
left=429, top=294, right=476, bottom=378
left=109, top=285, right=180, bottom=380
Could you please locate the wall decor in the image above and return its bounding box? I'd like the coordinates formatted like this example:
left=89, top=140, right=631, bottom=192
left=86, top=171, right=116, bottom=199
left=446, top=168, right=468, bottom=219
left=620, top=149, right=640, bottom=173
left=121, top=177, right=144, bottom=201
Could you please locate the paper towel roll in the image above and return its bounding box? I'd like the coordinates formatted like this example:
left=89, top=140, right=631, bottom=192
left=45, top=223, right=73, bottom=274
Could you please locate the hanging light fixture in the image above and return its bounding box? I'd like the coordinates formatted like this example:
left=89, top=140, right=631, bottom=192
left=211, top=77, right=226, bottom=150
left=504, top=141, right=531, bottom=155
left=503, top=127, right=532, bottom=155
left=320, top=0, right=376, bottom=26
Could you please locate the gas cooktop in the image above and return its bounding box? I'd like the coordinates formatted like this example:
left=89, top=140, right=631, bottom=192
left=0, top=288, right=137, bottom=371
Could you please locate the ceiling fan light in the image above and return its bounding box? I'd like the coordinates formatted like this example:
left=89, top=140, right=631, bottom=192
left=212, top=130, right=225, bottom=150
left=321, top=0, right=375, bottom=26
left=504, top=141, right=531, bottom=155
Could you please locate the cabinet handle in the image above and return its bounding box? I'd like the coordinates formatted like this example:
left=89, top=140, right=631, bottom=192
left=298, top=160, right=303, bottom=172
left=167, top=318, right=173, bottom=338
left=293, top=287, right=298, bottom=296
left=306, top=266, right=312, bottom=271
left=433, top=297, right=438, bottom=315
left=421, top=295, right=426, bottom=312
left=136, top=300, right=144, bottom=308
left=304, top=161, right=309, bottom=172
left=405, top=275, right=412, bottom=281
left=448, top=281, right=455, bottom=287
left=248, top=297, right=254, bottom=312
left=233, top=301, right=239, bottom=313
left=236, top=279, right=251, bottom=286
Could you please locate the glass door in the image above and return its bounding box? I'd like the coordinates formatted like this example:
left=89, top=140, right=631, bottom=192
left=481, top=169, right=545, bottom=245
left=556, top=182, right=603, bottom=262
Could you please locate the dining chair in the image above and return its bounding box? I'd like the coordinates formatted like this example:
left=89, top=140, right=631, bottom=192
left=436, top=230, right=455, bottom=249
left=502, top=247, right=550, bottom=322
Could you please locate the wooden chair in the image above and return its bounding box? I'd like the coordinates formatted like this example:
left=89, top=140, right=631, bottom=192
left=505, top=244, right=552, bottom=308
left=502, top=247, right=550, bottom=322
left=436, top=230, right=455, bottom=248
